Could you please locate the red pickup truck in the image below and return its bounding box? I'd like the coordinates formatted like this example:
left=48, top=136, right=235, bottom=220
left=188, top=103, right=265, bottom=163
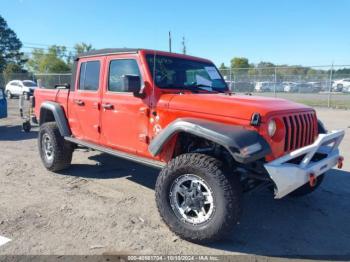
left=34, top=48, right=344, bottom=243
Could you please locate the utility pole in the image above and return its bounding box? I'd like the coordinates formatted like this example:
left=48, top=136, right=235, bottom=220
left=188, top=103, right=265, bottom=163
left=274, top=67, right=277, bottom=97
left=182, top=36, right=186, bottom=55
left=328, top=62, right=334, bottom=108
left=168, top=31, right=172, bottom=53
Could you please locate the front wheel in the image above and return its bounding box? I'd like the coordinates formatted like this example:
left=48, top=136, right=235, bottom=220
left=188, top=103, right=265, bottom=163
left=155, top=153, right=242, bottom=243
left=6, top=90, right=12, bottom=99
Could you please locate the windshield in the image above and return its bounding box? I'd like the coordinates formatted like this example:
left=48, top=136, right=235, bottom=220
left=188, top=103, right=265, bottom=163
left=146, top=54, right=228, bottom=92
left=22, top=81, right=37, bottom=87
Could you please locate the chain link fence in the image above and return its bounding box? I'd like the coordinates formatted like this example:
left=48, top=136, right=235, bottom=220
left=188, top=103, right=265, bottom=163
left=1, top=65, right=350, bottom=108
left=0, top=72, right=72, bottom=91
left=219, top=65, right=350, bottom=109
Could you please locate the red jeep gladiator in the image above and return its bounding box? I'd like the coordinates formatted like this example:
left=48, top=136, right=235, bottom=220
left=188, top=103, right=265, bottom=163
left=34, top=48, right=344, bottom=243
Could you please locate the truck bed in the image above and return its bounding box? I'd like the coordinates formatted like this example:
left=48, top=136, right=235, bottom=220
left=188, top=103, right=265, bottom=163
left=34, top=88, right=70, bottom=120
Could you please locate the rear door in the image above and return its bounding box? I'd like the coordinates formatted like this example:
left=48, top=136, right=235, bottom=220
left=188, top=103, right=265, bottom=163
left=100, top=55, right=150, bottom=155
left=70, top=58, right=104, bottom=144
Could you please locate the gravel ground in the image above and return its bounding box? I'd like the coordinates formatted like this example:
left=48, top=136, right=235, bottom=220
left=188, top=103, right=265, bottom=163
left=0, top=99, right=349, bottom=258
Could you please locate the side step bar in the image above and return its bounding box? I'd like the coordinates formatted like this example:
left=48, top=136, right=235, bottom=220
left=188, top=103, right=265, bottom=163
left=65, top=137, right=165, bottom=169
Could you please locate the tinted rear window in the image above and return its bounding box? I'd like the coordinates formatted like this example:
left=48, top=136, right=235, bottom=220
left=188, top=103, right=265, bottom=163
left=22, top=81, right=37, bottom=87
left=79, top=61, right=100, bottom=91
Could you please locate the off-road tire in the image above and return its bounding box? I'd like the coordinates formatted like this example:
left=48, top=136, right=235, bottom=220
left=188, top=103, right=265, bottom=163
left=288, top=174, right=324, bottom=197
left=38, top=122, right=73, bottom=171
left=155, top=153, right=242, bottom=243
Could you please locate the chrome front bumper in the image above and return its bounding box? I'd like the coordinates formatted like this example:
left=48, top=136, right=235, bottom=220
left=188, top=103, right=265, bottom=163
left=264, top=130, right=345, bottom=199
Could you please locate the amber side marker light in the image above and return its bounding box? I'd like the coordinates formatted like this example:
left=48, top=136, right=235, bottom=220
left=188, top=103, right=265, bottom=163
left=309, top=173, right=317, bottom=187
left=338, top=156, right=344, bottom=169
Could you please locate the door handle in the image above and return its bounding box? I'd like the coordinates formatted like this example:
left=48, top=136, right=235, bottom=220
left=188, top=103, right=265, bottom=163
left=74, top=99, right=84, bottom=106
left=102, top=103, right=114, bottom=110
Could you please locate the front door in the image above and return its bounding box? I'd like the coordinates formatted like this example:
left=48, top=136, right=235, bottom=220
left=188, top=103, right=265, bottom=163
left=70, top=59, right=103, bottom=144
left=14, top=81, right=22, bottom=95
left=100, top=55, right=150, bottom=155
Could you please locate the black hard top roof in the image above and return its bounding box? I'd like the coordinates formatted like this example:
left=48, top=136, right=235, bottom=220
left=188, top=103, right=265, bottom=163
left=77, top=48, right=140, bottom=58
left=76, top=48, right=212, bottom=63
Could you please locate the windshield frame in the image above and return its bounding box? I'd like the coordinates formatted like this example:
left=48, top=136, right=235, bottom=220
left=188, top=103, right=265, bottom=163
left=144, top=53, right=228, bottom=92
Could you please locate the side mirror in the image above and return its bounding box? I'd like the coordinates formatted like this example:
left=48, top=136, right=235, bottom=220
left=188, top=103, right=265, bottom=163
left=122, top=75, right=144, bottom=98
left=55, top=83, right=70, bottom=89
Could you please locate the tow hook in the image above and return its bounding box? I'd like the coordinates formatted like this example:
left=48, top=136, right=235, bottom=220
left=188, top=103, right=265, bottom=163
left=337, top=156, right=344, bottom=169
left=309, top=173, right=317, bottom=187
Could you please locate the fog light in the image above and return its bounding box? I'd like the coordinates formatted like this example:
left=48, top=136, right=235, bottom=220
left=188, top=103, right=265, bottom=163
left=338, top=156, right=344, bottom=169
left=309, top=173, right=317, bottom=187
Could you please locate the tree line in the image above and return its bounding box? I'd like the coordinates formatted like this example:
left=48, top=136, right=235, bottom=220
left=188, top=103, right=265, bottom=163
left=219, top=58, right=350, bottom=80
left=0, top=15, right=93, bottom=80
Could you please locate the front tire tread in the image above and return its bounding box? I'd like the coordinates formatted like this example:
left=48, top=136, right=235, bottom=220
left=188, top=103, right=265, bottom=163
left=155, top=153, right=242, bottom=243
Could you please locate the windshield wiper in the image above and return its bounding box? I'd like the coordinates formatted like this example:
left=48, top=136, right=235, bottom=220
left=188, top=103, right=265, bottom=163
left=185, top=86, right=219, bottom=93
left=184, top=84, right=220, bottom=93
left=159, top=84, right=220, bottom=93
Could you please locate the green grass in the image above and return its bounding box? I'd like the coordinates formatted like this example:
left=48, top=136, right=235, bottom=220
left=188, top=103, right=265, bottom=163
left=292, top=99, right=350, bottom=109
left=253, top=92, right=350, bottom=109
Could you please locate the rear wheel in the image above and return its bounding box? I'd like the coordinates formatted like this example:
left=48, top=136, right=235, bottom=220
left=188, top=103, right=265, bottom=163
left=155, top=153, right=242, bottom=243
left=38, top=122, right=73, bottom=171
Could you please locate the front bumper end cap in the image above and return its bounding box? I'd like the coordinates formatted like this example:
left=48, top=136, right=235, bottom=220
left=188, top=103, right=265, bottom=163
left=264, top=130, right=345, bottom=199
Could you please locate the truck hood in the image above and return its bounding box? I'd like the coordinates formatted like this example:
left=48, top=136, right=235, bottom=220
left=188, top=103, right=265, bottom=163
left=167, top=93, right=312, bottom=121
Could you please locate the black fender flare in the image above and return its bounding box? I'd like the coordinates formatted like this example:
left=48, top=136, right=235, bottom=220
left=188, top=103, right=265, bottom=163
left=317, top=119, right=327, bottom=134
left=39, top=101, right=71, bottom=137
left=148, top=118, right=271, bottom=164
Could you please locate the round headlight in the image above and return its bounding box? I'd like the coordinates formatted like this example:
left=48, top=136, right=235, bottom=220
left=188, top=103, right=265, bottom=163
left=268, top=119, right=277, bottom=137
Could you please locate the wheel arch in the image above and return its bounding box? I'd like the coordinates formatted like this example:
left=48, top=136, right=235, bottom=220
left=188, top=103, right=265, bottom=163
left=317, top=119, right=327, bottom=134
left=149, top=118, right=271, bottom=164
left=39, top=102, right=71, bottom=137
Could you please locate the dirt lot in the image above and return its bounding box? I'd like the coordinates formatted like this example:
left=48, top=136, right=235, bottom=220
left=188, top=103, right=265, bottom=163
left=0, top=99, right=349, bottom=258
